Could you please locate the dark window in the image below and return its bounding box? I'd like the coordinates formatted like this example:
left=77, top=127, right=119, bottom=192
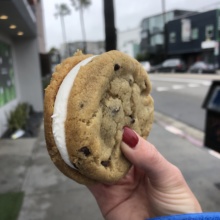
left=192, top=28, right=199, bottom=40
left=206, top=25, right=214, bottom=39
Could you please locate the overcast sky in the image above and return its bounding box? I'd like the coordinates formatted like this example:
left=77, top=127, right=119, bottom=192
left=42, top=0, right=220, bottom=51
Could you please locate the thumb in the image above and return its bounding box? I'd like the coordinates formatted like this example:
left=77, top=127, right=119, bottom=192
left=121, top=127, right=182, bottom=187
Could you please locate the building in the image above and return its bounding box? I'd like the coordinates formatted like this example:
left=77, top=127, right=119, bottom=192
left=28, top=0, right=46, bottom=53
left=0, top=0, right=44, bottom=136
left=166, top=9, right=220, bottom=68
left=140, top=10, right=194, bottom=64
left=117, top=27, right=141, bottom=58
left=86, top=41, right=105, bottom=55
left=61, top=41, right=105, bottom=59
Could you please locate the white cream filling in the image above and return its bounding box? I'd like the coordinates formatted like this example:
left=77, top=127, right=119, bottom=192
left=52, top=56, right=97, bottom=169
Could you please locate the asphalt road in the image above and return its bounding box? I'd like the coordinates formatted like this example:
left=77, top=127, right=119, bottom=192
left=149, top=74, right=220, bottom=131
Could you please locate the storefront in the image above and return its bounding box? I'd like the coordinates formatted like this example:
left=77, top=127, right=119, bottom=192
left=201, top=40, right=219, bottom=68
left=0, top=41, right=15, bottom=107
left=0, top=0, right=43, bottom=136
left=166, top=9, right=220, bottom=68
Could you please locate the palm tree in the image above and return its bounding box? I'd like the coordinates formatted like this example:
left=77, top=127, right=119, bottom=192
left=70, top=0, right=91, bottom=53
left=54, top=3, right=71, bottom=57
left=103, top=0, right=116, bottom=51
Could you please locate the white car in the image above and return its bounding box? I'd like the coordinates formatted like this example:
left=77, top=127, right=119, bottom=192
left=140, top=61, right=151, bottom=72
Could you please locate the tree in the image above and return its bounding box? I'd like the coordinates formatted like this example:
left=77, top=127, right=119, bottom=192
left=103, top=0, right=116, bottom=51
left=54, top=3, right=71, bottom=57
left=70, top=0, right=91, bottom=53
left=49, top=47, right=59, bottom=54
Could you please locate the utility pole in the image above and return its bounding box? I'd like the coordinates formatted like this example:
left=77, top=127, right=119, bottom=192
left=161, top=0, right=166, bottom=59
left=162, top=0, right=166, bottom=26
left=103, top=0, right=117, bottom=51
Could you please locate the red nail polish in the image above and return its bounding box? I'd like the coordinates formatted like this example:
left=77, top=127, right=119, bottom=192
left=122, top=127, right=139, bottom=148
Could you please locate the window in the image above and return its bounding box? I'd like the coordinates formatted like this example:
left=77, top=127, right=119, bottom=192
left=208, top=86, right=220, bottom=112
left=141, top=31, right=148, bottom=39
left=206, top=25, right=214, bottom=39
left=155, top=34, right=164, bottom=44
left=181, top=19, right=191, bottom=42
left=149, top=15, right=163, bottom=34
left=141, top=19, right=148, bottom=30
left=169, top=32, right=176, bottom=43
left=192, top=28, right=199, bottom=40
left=150, top=34, right=164, bottom=46
left=166, top=11, right=174, bottom=23
left=0, top=41, right=16, bottom=107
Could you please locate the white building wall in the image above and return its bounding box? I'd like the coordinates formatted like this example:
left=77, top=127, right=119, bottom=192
left=13, top=38, right=43, bottom=112
left=35, top=0, right=46, bottom=53
left=117, top=27, right=141, bottom=58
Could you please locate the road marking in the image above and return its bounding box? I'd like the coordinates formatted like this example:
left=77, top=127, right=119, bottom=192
left=155, top=111, right=220, bottom=160
left=164, top=125, right=203, bottom=147
left=172, top=85, right=185, bottom=90
left=160, top=122, right=204, bottom=148
left=185, top=134, right=203, bottom=147
left=208, top=149, right=220, bottom=159
left=165, top=125, right=184, bottom=135
left=150, top=77, right=211, bottom=85
left=156, top=87, right=169, bottom=92
left=154, top=80, right=210, bottom=92
left=201, top=81, right=212, bottom=86
left=188, top=83, right=199, bottom=88
left=155, top=82, right=208, bottom=92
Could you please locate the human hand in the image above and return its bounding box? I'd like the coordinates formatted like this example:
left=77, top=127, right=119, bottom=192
left=88, top=127, right=202, bottom=220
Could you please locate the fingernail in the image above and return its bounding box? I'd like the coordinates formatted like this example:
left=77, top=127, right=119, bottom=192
left=122, top=127, right=139, bottom=148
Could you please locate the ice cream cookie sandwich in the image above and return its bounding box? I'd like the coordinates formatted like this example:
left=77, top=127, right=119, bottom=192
left=44, top=50, right=154, bottom=185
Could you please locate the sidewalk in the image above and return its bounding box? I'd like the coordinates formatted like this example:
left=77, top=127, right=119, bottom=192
left=1, top=114, right=220, bottom=220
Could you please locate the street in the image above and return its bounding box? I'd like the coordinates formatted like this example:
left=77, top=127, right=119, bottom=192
left=1, top=73, right=220, bottom=220
left=149, top=73, right=220, bottom=131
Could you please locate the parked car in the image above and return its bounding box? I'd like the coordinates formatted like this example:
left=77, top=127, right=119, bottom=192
left=158, top=58, right=186, bottom=73
left=149, top=63, right=162, bottom=73
left=188, top=61, right=216, bottom=74
left=140, top=61, right=151, bottom=73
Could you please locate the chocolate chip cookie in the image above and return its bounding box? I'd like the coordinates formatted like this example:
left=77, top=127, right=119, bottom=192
left=44, top=50, right=154, bottom=185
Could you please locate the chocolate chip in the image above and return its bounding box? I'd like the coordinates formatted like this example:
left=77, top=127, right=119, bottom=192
left=112, top=106, right=120, bottom=115
left=80, top=103, right=84, bottom=108
left=129, top=79, right=133, bottom=86
left=101, top=160, right=110, bottom=167
left=114, top=64, right=120, bottom=71
left=72, top=163, right=79, bottom=169
left=79, top=147, right=91, bottom=156
left=129, top=115, right=135, bottom=124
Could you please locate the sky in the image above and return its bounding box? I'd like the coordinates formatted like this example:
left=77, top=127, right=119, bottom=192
left=42, top=0, right=220, bottom=51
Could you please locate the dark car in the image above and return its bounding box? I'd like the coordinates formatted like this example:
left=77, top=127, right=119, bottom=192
left=188, top=61, right=216, bottom=74
left=158, top=59, right=186, bottom=73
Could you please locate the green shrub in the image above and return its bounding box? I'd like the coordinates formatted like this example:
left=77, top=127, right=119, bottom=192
left=7, top=103, right=30, bottom=131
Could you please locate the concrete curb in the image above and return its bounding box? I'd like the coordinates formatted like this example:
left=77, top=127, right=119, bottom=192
left=154, top=111, right=204, bottom=147
left=154, top=111, right=220, bottom=159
